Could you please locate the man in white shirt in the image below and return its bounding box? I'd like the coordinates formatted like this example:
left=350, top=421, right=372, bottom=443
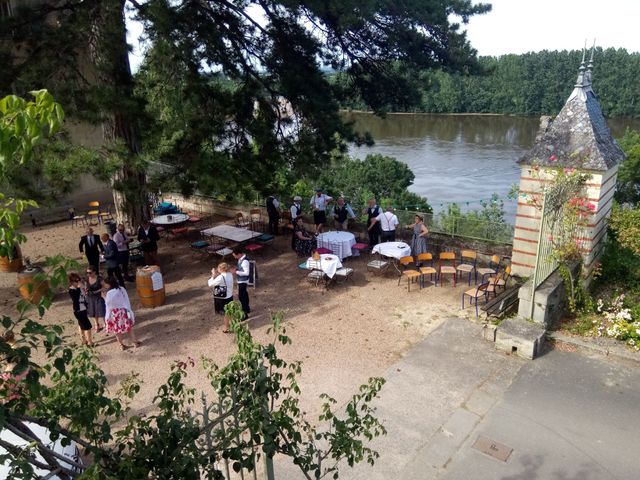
left=309, top=187, right=333, bottom=235
left=231, top=248, right=251, bottom=319
left=113, top=223, right=134, bottom=281
left=369, top=206, right=399, bottom=242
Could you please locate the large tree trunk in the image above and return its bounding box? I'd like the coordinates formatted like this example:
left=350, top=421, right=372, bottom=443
left=89, top=0, right=148, bottom=229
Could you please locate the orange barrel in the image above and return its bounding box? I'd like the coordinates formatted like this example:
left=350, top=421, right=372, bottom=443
left=136, top=265, right=166, bottom=308
left=0, top=244, right=23, bottom=273
left=17, top=266, right=50, bottom=304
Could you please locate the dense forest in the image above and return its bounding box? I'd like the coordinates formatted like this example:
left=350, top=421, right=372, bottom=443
left=335, top=48, right=640, bottom=117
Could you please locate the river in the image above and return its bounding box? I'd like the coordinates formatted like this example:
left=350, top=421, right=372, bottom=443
left=346, top=112, right=640, bottom=222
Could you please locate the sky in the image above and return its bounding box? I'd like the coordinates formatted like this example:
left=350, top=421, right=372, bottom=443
left=126, top=0, right=640, bottom=71
left=463, top=0, right=640, bottom=56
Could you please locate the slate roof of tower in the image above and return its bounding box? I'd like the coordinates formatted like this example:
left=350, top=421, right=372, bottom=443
left=518, top=57, right=625, bottom=171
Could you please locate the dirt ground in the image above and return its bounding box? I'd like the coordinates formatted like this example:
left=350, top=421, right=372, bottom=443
left=0, top=219, right=483, bottom=418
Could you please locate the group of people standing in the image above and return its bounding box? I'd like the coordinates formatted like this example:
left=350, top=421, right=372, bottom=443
left=72, top=220, right=160, bottom=350
left=208, top=248, right=252, bottom=332
left=68, top=269, right=140, bottom=350
left=270, top=189, right=429, bottom=259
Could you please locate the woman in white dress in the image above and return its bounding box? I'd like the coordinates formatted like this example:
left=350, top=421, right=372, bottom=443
left=102, top=277, right=140, bottom=350
left=208, top=262, right=234, bottom=333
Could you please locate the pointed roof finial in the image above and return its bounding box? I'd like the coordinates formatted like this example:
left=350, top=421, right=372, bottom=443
left=575, top=40, right=587, bottom=87
left=584, top=39, right=596, bottom=90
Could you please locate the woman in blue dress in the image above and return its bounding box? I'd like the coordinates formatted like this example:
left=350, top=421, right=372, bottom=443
left=407, top=215, right=429, bottom=262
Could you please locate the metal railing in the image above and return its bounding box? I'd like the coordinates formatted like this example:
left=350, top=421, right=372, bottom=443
left=393, top=210, right=514, bottom=245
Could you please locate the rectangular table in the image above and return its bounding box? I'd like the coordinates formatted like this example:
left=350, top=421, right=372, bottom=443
left=201, top=224, right=262, bottom=243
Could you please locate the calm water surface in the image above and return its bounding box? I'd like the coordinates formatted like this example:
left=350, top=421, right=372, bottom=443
left=346, top=112, right=640, bottom=222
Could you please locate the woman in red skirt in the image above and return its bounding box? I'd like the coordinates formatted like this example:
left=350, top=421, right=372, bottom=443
left=102, top=277, right=141, bottom=350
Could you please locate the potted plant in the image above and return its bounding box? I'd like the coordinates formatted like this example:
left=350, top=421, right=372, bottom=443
left=0, top=196, right=35, bottom=272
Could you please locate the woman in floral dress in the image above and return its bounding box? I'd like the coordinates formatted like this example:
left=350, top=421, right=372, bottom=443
left=103, top=276, right=141, bottom=350
left=293, top=217, right=317, bottom=258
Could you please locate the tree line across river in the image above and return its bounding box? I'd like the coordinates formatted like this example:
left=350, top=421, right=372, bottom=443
left=333, top=48, right=640, bottom=118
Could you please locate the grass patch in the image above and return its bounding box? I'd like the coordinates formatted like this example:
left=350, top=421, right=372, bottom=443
left=557, top=315, right=594, bottom=336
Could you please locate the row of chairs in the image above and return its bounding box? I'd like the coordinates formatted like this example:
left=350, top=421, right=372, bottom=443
left=396, top=252, right=507, bottom=289
left=71, top=201, right=114, bottom=227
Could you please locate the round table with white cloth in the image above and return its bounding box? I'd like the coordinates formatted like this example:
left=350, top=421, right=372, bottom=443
left=372, top=241, right=412, bottom=260
left=151, top=213, right=190, bottom=226
left=305, top=254, right=343, bottom=278
left=317, top=231, right=356, bottom=259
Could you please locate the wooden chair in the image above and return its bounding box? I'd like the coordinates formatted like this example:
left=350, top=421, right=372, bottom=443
left=487, top=266, right=511, bottom=294
left=98, top=204, right=114, bottom=223
left=417, top=253, right=437, bottom=287
left=71, top=213, right=87, bottom=227
left=462, top=282, right=490, bottom=317
left=87, top=201, right=100, bottom=225
left=249, top=208, right=263, bottom=231
left=398, top=255, right=421, bottom=291
left=438, top=252, right=457, bottom=287
left=456, top=250, right=477, bottom=286
left=235, top=212, right=250, bottom=228
left=477, top=255, right=501, bottom=283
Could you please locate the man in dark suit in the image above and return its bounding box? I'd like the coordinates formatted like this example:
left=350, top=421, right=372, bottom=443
left=137, top=220, right=160, bottom=266
left=79, top=227, right=104, bottom=273
left=101, top=233, right=125, bottom=288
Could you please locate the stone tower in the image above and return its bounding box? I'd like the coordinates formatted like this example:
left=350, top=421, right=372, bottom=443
left=511, top=51, right=625, bottom=278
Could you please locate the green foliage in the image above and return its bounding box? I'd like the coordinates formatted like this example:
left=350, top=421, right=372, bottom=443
left=339, top=48, right=640, bottom=117
left=616, top=129, right=640, bottom=205
left=0, top=90, right=63, bottom=174
left=434, top=194, right=512, bottom=243
left=609, top=204, right=640, bottom=256
left=316, top=153, right=431, bottom=213
left=0, top=195, right=37, bottom=259
left=595, top=238, right=640, bottom=292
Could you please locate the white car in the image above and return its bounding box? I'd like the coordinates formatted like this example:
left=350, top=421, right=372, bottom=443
left=0, top=421, right=84, bottom=479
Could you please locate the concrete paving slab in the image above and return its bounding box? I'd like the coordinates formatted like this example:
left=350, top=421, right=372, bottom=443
left=338, top=319, right=524, bottom=480
left=439, top=349, right=640, bottom=480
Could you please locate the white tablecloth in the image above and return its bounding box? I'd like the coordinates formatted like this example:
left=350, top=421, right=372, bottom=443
left=317, top=231, right=356, bottom=259
left=372, top=241, right=411, bottom=260
left=201, top=225, right=262, bottom=243
left=152, top=213, right=189, bottom=226
left=306, top=254, right=343, bottom=278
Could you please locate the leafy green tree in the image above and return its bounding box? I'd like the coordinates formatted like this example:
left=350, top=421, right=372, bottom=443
left=609, top=204, right=640, bottom=256
left=616, top=128, right=640, bottom=205
left=342, top=48, right=640, bottom=117
left=1, top=0, right=490, bottom=218
left=316, top=153, right=431, bottom=213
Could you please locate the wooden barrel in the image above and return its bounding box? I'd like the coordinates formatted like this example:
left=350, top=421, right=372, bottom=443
left=0, top=244, right=23, bottom=273
left=136, top=265, right=166, bottom=308
left=17, top=266, right=50, bottom=304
